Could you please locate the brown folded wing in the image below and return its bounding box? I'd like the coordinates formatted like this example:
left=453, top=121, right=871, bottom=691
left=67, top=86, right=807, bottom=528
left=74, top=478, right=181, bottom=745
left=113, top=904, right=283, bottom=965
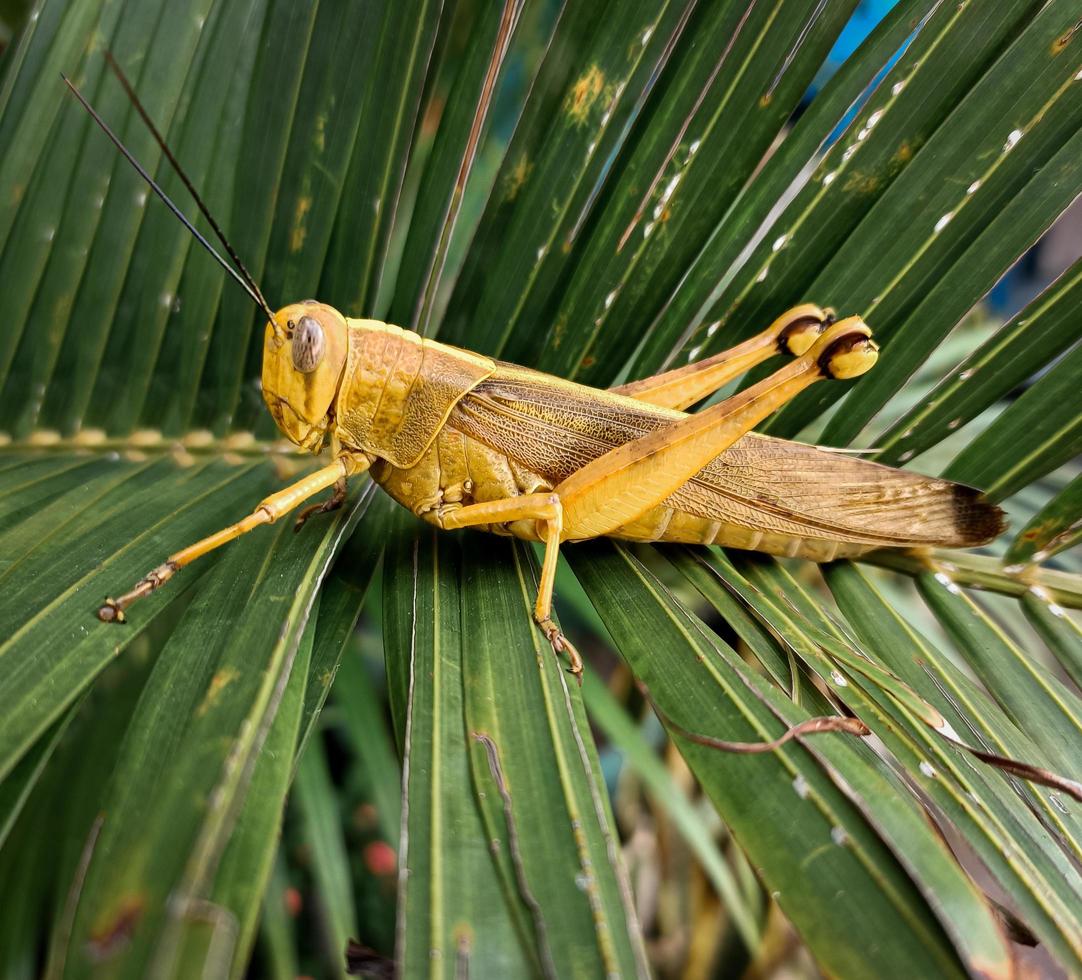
left=449, top=362, right=1004, bottom=548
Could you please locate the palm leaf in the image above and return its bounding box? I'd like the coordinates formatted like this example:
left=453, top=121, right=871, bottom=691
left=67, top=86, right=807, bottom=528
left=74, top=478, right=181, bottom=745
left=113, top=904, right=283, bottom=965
left=1, top=0, right=1080, bottom=976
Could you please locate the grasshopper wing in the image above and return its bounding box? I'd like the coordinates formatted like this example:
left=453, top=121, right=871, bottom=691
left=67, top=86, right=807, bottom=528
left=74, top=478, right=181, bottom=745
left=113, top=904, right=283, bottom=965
left=450, top=363, right=1004, bottom=550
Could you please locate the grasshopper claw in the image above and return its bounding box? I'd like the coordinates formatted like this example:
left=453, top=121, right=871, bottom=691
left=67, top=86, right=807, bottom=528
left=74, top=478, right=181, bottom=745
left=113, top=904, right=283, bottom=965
left=97, top=599, right=126, bottom=624
left=293, top=479, right=348, bottom=532
left=560, top=635, right=584, bottom=685
left=537, top=617, right=584, bottom=683
left=292, top=504, right=322, bottom=532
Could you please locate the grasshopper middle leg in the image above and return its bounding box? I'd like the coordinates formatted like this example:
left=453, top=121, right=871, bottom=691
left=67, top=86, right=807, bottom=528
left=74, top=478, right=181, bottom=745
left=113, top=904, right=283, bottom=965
left=438, top=493, right=583, bottom=678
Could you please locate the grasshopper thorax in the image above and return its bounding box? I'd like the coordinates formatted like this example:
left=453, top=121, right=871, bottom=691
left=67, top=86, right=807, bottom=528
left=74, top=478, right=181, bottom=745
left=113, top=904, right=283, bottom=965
left=262, top=300, right=349, bottom=453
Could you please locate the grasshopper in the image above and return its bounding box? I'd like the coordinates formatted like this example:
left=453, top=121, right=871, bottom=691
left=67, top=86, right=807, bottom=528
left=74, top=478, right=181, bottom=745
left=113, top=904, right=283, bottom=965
left=71, top=65, right=1004, bottom=676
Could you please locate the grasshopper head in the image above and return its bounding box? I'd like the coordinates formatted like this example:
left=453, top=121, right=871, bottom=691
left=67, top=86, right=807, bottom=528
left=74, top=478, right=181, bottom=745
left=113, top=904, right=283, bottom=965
left=261, top=300, right=349, bottom=452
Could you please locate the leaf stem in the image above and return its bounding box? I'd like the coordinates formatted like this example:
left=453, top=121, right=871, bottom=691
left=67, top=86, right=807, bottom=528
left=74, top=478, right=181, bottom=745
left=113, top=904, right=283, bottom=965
left=860, top=549, right=1082, bottom=610
left=0, top=430, right=303, bottom=460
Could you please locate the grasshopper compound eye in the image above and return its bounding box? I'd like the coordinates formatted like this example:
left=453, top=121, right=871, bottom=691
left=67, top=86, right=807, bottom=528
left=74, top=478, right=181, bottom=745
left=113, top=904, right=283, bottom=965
left=292, top=315, right=326, bottom=373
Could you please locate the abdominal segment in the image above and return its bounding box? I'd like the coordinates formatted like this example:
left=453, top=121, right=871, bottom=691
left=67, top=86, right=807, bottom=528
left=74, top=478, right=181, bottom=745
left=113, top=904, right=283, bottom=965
left=369, top=427, right=875, bottom=561
left=600, top=506, right=875, bottom=561
left=370, top=427, right=551, bottom=542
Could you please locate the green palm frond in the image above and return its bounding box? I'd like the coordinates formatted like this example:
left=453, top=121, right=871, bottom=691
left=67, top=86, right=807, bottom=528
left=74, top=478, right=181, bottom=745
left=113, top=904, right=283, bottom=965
left=1, top=1, right=1080, bottom=977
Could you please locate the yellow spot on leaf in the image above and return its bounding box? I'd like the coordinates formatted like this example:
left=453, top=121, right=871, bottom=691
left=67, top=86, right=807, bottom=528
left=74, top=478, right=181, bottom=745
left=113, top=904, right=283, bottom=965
left=551, top=314, right=568, bottom=349
left=843, top=171, right=880, bottom=194
left=291, top=196, right=312, bottom=253
left=88, top=895, right=145, bottom=957
left=1051, top=23, right=1077, bottom=54
left=503, top=154, right=533, bottom=202
left=565, top=66, right=605, bottom=125
left=197, top=668, right=240, bottom=716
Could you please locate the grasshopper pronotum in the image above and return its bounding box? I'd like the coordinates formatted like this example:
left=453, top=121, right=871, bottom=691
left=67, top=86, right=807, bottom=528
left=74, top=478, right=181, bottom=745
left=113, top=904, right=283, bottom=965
left=70, top=64, right=1004, bottom=677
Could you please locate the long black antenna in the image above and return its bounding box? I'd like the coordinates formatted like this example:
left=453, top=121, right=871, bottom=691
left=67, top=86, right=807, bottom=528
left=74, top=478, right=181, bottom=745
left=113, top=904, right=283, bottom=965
left=61, top=71, right=276, bottom=324
left=102, top=52, right=275, bottom=321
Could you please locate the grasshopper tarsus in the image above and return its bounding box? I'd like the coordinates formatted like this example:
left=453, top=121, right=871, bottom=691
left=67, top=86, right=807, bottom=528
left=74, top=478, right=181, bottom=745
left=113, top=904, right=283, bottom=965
left=96, top=561, right=180, bottom=624
left=538, top=616, right=584, bottom=681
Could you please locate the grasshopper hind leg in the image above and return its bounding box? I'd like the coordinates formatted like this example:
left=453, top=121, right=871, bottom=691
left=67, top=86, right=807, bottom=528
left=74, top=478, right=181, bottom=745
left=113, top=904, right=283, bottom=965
left=552, top=319, right=878, bottom=542
left=611, top=303, right=836, bottom=410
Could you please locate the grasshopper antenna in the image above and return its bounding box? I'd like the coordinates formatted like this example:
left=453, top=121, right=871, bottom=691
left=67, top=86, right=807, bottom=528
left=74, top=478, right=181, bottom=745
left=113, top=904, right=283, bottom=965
left=61, top=71, right=277, bottom=326
left=101, top=52, right=275, bottom=322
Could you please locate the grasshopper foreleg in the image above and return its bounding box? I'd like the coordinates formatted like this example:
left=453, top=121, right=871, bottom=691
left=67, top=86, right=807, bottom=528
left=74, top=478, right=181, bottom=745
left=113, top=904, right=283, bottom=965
left=97, top=456, right=367, bottom=623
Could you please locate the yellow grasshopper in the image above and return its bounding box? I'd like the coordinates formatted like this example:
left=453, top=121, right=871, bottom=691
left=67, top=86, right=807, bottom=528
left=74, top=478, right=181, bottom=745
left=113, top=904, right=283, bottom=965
left=71, top=65, right=1004, bottom=676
